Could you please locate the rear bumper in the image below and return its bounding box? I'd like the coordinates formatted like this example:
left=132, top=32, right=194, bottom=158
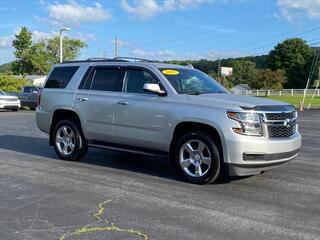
left=35, top=108, right=51, bottom=134
left=20, top=100, right=37, bottom=107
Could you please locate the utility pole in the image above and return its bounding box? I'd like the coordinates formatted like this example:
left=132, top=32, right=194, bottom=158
left=114, top=36, right=118, bottom=58
left=217, top=58, right=221, bottom=79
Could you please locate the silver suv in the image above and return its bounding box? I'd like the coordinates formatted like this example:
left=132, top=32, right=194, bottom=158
left=36, top=58, right=301, bottom=184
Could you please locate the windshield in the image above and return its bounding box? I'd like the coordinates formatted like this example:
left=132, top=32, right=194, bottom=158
left=159, top=68, right=227, bottom=95
left=0, top=90, right=6, bottom=95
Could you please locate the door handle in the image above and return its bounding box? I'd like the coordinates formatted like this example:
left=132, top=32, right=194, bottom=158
left=78, top=97, right=88, bottom=102
left=117, top=101, right=129, bottom=105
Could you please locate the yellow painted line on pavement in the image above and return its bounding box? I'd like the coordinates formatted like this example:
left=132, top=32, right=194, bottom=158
left=59, top=200, right=149, bottom=240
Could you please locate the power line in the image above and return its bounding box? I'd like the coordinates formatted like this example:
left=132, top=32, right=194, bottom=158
left=228, top=25, right=320, bottom=58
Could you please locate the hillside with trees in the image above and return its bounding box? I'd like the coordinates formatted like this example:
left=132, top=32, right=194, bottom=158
left=0, top=30, right=319, bottom=91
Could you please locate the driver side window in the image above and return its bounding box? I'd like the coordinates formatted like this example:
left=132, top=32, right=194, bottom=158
left=124, top=69, right=157, bottom=94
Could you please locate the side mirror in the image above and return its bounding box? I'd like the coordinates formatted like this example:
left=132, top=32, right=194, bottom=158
left=143, top=83, right=166, bottom=96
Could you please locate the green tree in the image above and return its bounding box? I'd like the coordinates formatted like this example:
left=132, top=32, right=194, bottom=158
left=26, top=37, right=86, bottom=74
left=47, top=36, right=87, bottom=63
left=12, top=27, right=33, bottom=74
left=249, top=69, right=287, bottom=93
left=27, top=42, right=55, bottom=74
left=230, top=60, right=257, bottom=86
left=0, top=74, right=28, bottom=92
left=268, top=38, right=314, bottom=88
left=11, top=27, right=86, bottom=74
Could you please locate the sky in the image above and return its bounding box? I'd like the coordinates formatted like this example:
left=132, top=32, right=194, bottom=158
left=0, top=0, right=320, bottom=64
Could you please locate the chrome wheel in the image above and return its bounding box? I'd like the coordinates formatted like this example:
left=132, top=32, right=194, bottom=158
left=179, top=139, right=212, bottom=178
left=55, top=126, right=76, bottom=156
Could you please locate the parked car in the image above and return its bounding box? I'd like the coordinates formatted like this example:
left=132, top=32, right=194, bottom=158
left=17, top=86, right=41, bottom=110
left=0, top=89, right=21, bottom=111
left=36, top=58, right=301, bottom=184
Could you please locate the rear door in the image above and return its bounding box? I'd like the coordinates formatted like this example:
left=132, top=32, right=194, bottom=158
left=113, top=67, right=169, bottom=151
left=74, top=65, right=124, bottom=142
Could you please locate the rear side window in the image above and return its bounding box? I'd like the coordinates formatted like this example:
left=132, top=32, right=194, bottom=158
left=91, top=68, right=122, bottom=92
left=45, top=66, right=79, bottom=89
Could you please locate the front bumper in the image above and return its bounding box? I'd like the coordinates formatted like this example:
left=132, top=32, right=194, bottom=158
left=0, top=101, right=21, bottom=109
left=225, top=133, right=301, bottom=176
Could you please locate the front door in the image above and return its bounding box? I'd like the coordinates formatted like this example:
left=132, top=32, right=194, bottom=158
left=114, top=67, right=169, bottom=151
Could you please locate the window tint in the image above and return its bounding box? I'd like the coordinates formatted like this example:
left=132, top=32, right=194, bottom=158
left=124, top=69, right=157, bottom=94
left=78, top=67, right=93, bottom=89
left=23, top=87, right=38, bottom=93
left=45, top=66, right=79, bottom=89
left=91, top=68, right=121, bottom=92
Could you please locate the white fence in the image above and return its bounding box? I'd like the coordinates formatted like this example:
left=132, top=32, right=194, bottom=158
left=234, top=89, right=320, bottom=97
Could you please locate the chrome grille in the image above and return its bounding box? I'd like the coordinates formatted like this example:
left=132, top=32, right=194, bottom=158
left=262, top=111, right=297, bottom=138
left=265, top=111, right=296, bottom=120
left=268, top=124, right=296, bottom=138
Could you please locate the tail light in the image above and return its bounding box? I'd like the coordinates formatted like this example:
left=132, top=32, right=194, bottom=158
left=37, top=90, right=42, bottom=107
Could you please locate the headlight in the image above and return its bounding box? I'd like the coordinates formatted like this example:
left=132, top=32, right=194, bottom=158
left=227, top=111, right=262, bottom=136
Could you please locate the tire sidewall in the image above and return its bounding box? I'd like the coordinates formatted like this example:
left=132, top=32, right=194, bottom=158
left=175, top=132, right=221, bottom=184
left=53, top=120, right=85, bottom=161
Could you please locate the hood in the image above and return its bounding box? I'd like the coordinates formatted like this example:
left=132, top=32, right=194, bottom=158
left=186, top=93, right=294, bottom=111
left=0, top=95, right=18, bottom=100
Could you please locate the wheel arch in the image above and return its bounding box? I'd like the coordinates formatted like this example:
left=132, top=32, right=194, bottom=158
left=49, top=109, right=82, bottom=146
left=169, top=121, right=226, bottom=165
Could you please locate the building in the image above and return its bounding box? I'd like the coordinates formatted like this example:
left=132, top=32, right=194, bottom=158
left=230, top=84, right=251, bottom=94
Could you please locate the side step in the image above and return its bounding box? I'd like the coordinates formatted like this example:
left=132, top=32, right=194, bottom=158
left=87, top=140, right=168, bottom=158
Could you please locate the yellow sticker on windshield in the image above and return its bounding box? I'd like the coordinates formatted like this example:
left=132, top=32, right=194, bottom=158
left=162, top=69, right=179, bottom=75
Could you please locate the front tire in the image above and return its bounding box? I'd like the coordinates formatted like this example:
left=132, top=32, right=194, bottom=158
left=53, top=119, right=88, bottom=161
left=174, top=131, right=221, bottom=184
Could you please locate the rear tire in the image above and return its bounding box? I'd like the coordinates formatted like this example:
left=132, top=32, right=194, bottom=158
left=53, top=119, right=88, bottom=161
left=174, top=131, right=221, bottom=184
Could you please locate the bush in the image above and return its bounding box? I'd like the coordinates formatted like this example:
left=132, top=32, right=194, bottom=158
left=0, top=74, right=29, bottom=92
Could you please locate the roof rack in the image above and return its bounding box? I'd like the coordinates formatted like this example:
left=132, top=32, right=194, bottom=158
left=62, top=57, right=154, bottom=64
left=113, top=57, right=154, bottom=62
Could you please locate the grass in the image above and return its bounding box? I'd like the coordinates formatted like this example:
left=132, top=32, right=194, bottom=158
left=260, top=95, right=320, bottom=108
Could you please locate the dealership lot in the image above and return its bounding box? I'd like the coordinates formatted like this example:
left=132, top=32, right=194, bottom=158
left=0, top=110, right=319, bottom=240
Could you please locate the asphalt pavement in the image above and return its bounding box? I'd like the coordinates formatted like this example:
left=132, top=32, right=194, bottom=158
left=0, top=110, right=319, bottom=240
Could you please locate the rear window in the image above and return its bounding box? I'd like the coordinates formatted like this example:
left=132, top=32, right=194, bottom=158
left=45, top=66, right=79, bottom=89
left=23, top=87, right=39, bottom=93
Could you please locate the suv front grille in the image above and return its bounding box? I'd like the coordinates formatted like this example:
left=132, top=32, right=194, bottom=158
left=267, top=124, right=296, bottom=138
left=265, top=111, right=296, bottom=120
left=262, top=111, right=297, bottom=138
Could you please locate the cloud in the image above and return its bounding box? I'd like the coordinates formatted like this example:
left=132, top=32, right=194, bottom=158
left=32, top=30, right=54, bottom=42
left=0, top=36, right=12, bottom=48
left=130, top=48, right=248, bottom=61
left=277, top=0, right=320, bottom=21
left=131, top=49, right=176, bottom=59
left=44, top=0, right=112, bottom=26
left=120, top=0, right=213, bottom=20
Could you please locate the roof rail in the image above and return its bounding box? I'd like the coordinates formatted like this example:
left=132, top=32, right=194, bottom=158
left=62, top=56, right=155, bottom=64
left=113, top=57, right=154, bottom=62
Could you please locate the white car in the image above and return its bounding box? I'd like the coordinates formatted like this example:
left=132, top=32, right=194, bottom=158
left=0, top=90, right=21, bottom=111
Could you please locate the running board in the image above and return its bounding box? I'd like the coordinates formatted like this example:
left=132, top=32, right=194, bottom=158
left=87, top=140, right=168, bottom=158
